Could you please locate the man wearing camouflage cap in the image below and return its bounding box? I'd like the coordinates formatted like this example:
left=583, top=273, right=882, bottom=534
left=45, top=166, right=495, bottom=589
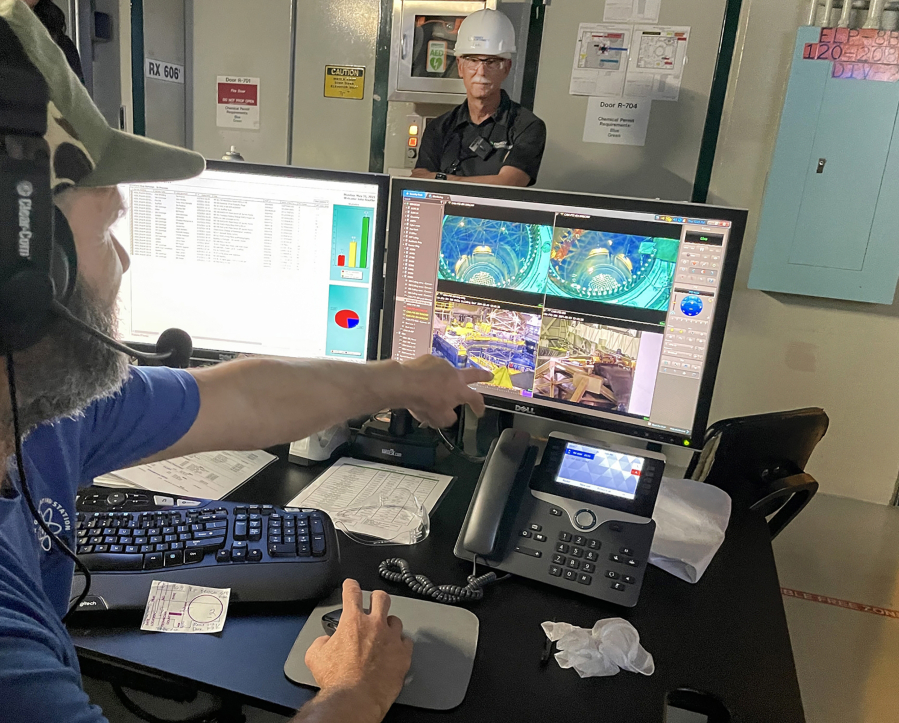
left=0, top=1, right=491, bottom=721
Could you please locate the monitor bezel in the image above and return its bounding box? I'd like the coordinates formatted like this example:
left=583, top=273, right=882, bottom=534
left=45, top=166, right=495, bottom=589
left=120, top=160, right=389, bottom=364
left=380, top=178, right=748, bottom=449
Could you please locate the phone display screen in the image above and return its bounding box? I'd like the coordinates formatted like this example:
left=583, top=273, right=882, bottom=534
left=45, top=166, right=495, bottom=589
left=554, top=442, right=645, bottom=501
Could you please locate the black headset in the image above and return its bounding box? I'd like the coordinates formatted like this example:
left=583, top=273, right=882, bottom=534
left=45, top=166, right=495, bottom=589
left=0, top=19, right=78, bottom=356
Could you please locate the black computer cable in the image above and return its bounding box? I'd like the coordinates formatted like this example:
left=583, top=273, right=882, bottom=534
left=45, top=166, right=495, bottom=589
left=5, top=353, right=92, bottom=621
left=434, top=426, right=486, bottom=464
left=378, top=555, right=507, bottom=605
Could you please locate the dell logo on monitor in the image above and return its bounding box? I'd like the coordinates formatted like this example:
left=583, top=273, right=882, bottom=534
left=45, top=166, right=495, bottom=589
left=515, top=404, right=536, bottom=415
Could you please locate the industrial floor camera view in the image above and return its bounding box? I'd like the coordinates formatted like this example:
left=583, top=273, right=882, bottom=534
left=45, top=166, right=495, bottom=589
left=431, top=296, right=539, bottom=392
left=535, top=317, right=641, bottom=413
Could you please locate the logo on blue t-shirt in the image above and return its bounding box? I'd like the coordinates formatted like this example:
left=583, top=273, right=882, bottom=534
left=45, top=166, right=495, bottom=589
left=34, top=498, right=71, bottom=552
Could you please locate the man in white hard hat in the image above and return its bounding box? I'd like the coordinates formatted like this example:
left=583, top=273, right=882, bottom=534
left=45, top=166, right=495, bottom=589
left=412, top=8, right=546, bottom=187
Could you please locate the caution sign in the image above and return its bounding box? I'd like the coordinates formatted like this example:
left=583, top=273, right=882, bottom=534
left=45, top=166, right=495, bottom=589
left=324, top=66, right=365, bottom=99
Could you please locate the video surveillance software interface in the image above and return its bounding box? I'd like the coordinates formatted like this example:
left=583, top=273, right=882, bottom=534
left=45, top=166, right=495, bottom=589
left=555, top=442, right=645, bottom=501
left=390, top=189, right=733, bottom=437
left=114, top=169, right=380, bottom=361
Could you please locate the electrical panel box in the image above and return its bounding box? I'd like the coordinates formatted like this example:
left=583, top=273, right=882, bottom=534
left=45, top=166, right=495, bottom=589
left=749, top=26, right=899, bottom=304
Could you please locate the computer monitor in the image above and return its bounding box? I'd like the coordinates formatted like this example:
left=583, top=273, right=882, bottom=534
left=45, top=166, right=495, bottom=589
left=113, top=161, right=388, bottom=364
left=381, top=179, right=747, bottom=448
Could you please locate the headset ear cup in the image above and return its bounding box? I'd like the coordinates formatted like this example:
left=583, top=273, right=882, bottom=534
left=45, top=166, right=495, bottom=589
left=52, top=205, right=77, bottom=304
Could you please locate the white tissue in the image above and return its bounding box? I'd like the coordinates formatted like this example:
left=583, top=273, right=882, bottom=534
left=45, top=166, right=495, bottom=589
left=541, top=619, right=654, bottom=678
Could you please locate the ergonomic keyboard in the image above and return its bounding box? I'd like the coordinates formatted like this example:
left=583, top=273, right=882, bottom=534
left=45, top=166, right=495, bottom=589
left=70, top=487, right=341, bottom=612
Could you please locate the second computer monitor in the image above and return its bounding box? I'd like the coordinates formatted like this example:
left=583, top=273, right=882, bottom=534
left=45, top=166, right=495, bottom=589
left=381, top=179, right=747, bottom=448
left=114, top=161, right=388, bottom=363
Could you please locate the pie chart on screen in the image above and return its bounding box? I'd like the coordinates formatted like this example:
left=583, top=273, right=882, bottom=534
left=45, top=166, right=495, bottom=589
left=335, top=309, right=360, bottom=329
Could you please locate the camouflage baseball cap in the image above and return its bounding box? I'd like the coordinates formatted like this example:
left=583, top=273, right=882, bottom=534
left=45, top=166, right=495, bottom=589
left=0, top=0, right=204, bottom=193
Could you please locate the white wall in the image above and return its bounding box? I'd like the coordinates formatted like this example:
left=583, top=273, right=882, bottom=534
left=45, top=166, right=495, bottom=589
left=187, top=0, right=293, bottom=164
left=707, top=0, right=899, bottom=504
left=531, top=0, right=727, bottom=199
left=143, top=0, right=186, bottom=146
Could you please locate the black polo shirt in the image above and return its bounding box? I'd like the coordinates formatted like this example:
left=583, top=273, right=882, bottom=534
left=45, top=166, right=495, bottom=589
left=415, top=90, right=546, bottom=185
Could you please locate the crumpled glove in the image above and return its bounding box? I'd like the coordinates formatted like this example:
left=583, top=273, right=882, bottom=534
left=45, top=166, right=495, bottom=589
left=541, top=618, right=655, bottom=678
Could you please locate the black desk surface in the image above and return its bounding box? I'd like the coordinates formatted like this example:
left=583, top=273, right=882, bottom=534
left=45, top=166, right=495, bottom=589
left=69, top=448, right=805, bottom=722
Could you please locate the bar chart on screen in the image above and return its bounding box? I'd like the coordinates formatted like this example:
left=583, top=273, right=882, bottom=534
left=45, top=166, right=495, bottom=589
left=331, top=205, right=374, bottom=283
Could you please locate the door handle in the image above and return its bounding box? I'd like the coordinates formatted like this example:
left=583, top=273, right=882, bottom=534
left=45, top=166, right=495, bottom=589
left=401, top=32, right=408, bottom=60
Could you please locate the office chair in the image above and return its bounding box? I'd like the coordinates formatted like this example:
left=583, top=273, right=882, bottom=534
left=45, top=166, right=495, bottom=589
left=685, top=408, right=829, bottom=539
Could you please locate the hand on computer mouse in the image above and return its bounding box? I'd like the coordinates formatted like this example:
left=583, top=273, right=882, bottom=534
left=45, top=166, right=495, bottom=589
left=303, top=579, right=413, bottom=723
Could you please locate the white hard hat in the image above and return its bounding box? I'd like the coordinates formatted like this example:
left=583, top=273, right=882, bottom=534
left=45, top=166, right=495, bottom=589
left=453, top=9, right=516, bottom=58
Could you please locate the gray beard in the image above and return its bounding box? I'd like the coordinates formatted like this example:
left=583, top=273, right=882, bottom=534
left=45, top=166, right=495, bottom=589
left=8, top=279, right=130, bottom=434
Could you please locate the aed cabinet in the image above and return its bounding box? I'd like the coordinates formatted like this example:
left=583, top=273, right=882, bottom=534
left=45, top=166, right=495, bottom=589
left=749, top=26, right=899, bottom=304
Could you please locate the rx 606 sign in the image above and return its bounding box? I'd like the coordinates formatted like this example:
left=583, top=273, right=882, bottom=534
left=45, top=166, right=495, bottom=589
left=145, top=58, right=184, bottom=84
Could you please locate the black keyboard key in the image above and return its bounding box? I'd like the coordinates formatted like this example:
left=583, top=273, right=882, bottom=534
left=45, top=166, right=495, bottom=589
left=205, top=520, right=228, bottom=530
left=148, top=536, right=162, bottom=544
left=191, top=524, right=204, bottom=532
left=583, top=562, right=596, bottom=573
left=88, top=535, right=102, bottom=545
left=623, top=575, right=636, bottom=584
left=269, top=544, right=297, bottom=557
left=164, top=550, right=184, bottom=567
left=555, top=543, right=569, bottom=553
left=626, top=559, right=640, bottom=568
left=231, top=541, right=247, bottom=550
left=143, top=552, right=164, bottom=570
left=179, top=533, right=192, bottom=541
left=147, top=528, right=160, bottom=536
left=117, top=528, right=131, bottom=536
left=573, top=536, right=586, bottom=546
left=249, top=531, right=262, bottom=542
left=529, top=523, right=542, bottom=532
left=588, top=539, right=601, bottom=550
left=170, top=541, right=184, bottom=550
left=249, top=513, right=262, bottom=522
left=564, top=569, right=577, bottom=581
left=519, top=530, right=532, bottom=538
left=155, top=543, right=170, bottom=552
left=119, top=537, right=132, bottom=546
left=534, top=534, right=547, bottom=542
left=215, top=549, right=231, bottom=563
left=247, top=549, right=262, bottom=562
left=109, top=545, right=123, bottom=553
left=193, top=530, right=222, bottom=539
left=234, top=521, right=247, bottom=540
left=284, top=535, right=296, bottom=544
left=162, top=526, right=175, bottom=534
left=552, top=553, right=566, bottom=565
left=176, top=525, right=189, bottom=533
left=185, top=549, right=203, bottom=564
left=231, top=547, right=247, bottom=562
left=94, top=545, right=108, bottom=553
left=133, top=536, right=148, bottom=545
left=549, top=565, right=562, bottom=577
left=586, top=550, right=599, bottom=562
left=570, top=547, right=583, bottom=558
left=620, top=547, right=633, bottom=556
left=606, top=570, right=620, bottom=580
left=103, top=536, right=117, bottom=545
left=611, top=582, right=626, bottom=591
left=310, top=518, right=325, bottom=536
left=235, top=514, right=248, bottom=522
left=311, top=535, right=326, bottom=556
left=268, top=535, right=282, bottom=544
left=234, top=507, right=248, bottom=515
left=140, top=544, right=154, bottom=553
left=558, top=531, right=572, bottom=542
left=185, top=536, right=225, bottom=551
left=77, top=545, right=93, bottom=554
left=297, top=543, right=311, bottom=556
left=297, top=534, right=310, bottom=544
left=610, top=554, right=623, bottom=563
left=81, top=553, right=142, bottom=571
left=261, top=505, right=273, bottom=515
left=102, top=528, right=117, bottom=536
left=577, top=574, right=592, bottom=585
left=567, top=559, right=580, bottom=570
left=164, top=534, right=178, bottom=543
left=550, top=508, right=563, bottom=517
left=124, top=545, right=139, bottom=554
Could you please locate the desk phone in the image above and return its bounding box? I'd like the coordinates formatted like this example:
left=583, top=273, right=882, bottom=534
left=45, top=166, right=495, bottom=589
left=454, top=429, right=665, bottom=607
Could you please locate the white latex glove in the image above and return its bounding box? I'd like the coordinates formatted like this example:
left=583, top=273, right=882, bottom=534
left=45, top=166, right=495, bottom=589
left=541, top=618, right=655, bottom=678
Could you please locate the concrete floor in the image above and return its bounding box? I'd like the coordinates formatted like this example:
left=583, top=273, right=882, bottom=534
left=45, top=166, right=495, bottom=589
left=773, top=493, right=899, bottom=723
left=84, top=492, right=899, bottom=722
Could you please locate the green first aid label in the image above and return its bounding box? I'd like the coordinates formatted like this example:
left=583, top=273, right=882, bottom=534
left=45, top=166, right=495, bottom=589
left=428, top=41, right=447, bottom=73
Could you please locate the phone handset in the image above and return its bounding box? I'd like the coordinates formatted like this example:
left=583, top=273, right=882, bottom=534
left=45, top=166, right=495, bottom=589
left=461, top=428, right=538, bottom=557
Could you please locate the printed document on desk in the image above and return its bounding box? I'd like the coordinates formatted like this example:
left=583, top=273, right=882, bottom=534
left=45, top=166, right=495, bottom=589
left=287, top=458, right=454, bottom=542
left=93, top=449, right=277, bottom=500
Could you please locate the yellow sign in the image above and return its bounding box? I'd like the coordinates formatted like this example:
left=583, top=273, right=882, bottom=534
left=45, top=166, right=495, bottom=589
left=324, top=65, right=365, bottom=99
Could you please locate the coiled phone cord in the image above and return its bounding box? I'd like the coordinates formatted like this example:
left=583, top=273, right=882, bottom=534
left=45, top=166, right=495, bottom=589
left=378, top=556, right=503, bottom=605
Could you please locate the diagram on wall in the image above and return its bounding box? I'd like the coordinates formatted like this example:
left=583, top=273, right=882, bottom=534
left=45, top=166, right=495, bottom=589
left=437, top=215, right=554, bottom=293
left=546, top=229, right=680, bottom=311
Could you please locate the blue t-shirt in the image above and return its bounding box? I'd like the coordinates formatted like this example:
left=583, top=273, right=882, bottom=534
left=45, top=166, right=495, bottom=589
left=0, top=366, right=200, bottom=723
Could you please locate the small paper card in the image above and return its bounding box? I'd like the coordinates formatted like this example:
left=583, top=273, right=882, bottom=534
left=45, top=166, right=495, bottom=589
left=141, top=581, right=231, bottom=634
